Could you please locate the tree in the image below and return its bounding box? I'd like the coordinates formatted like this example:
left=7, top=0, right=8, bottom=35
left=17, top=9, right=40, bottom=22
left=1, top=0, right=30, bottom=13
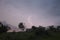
left=56, top=26, right=60, bottom=31
left=0, top=22, right=10, bottom=33
left=32, top=26, right=37, bottom=30
left=48, top=25, right=55, bottom=31
left=26, top=28, right=32, bottom=32
left=18, top=22, right=25, bottom=31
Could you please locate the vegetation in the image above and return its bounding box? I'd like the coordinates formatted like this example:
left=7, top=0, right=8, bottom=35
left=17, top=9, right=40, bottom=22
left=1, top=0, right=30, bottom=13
left=18, top=22, right=25, bottom=31
left=0, top=22, right=10, bottom=33
left=0, top=22, right=60, bottom=40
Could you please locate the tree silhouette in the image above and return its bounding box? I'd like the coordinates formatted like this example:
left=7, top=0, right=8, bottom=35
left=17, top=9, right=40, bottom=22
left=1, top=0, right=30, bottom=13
left=0, top=22, right=10, bottom=33
left=18, top=22, right=25, bottom=31
left=26, top=29, right=32, bottom=32
left=35, top=26, right=46, bottom=36
left=48, top=25, right=54, bottom=31
left=32, top=26, right=37, bottom=30
left=56, top=26, right=60, bottom=31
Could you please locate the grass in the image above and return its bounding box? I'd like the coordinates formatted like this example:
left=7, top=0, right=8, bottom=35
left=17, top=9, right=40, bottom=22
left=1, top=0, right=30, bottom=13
left=0, top=32, right=60, bottom=40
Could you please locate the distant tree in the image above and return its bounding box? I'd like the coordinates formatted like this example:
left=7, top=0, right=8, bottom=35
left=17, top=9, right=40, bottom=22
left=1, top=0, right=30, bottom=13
left=18, top=22, right=25, bottom=31
left=0, top=22, right=3, bottom=27
left=26, top=28, right=32, bottom=32
left=38, top=26, right=45, bottom=31
left=34, top=26, right=49, bottom=36
left=56, top=26, right=60, bottom=31
left=0, top=22, right=10, bottom=33
left=35, top=26, right=46, bottom=36
left=32, top=26, right=37, bottom=30
left=48, top=25, right=55, bottom=31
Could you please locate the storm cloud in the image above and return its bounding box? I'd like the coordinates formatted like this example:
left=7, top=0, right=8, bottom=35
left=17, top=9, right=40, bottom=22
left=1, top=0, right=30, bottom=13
left=0, top=0, right=60, bottom=28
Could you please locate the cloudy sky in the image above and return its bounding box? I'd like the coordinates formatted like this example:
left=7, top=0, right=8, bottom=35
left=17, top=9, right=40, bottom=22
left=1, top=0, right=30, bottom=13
left=0, top=0, right=60, bottom=28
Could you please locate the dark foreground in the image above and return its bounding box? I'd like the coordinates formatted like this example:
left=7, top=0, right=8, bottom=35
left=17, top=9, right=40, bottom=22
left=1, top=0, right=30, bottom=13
left=0, top=31, right=60, bottom=40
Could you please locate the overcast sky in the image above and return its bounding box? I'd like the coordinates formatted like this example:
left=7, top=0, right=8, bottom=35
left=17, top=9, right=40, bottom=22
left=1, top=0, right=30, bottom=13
left=0, top=0, right=60, bottom=28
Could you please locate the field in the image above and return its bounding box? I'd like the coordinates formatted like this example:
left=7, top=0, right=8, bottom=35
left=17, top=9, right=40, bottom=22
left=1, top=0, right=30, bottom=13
left=0, top=31, right=60, bottom=40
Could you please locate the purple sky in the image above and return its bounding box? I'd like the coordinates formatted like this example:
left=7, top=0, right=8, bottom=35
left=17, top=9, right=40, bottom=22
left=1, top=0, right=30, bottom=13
left=0, top=0, right=60, bottom=28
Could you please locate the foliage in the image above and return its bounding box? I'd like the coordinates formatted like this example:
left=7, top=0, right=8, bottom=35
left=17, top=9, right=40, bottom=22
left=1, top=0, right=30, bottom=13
left=0, top=22, right=60, bottom=40
left=0, top=22, right=10, bottom=33
left=18, top=22, right=25, bottom=31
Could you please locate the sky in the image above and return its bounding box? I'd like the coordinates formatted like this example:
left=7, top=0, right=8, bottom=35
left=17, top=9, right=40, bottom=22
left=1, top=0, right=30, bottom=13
left=0, top=0, right=60, bottom=28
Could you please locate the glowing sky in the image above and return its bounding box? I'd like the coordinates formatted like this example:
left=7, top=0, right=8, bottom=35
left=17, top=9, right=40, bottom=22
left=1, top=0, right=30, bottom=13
left=0, top=0, right=60, bottom=28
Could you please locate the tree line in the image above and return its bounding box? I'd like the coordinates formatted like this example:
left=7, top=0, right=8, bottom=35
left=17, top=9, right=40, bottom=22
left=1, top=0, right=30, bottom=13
left=0, top=22, right=60, bottom=34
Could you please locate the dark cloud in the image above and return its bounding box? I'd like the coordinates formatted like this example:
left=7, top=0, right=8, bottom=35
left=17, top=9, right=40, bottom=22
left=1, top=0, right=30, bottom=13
left=0, top=0, right=60, bottom=27
left=47, top=0, right=60, bottom=17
